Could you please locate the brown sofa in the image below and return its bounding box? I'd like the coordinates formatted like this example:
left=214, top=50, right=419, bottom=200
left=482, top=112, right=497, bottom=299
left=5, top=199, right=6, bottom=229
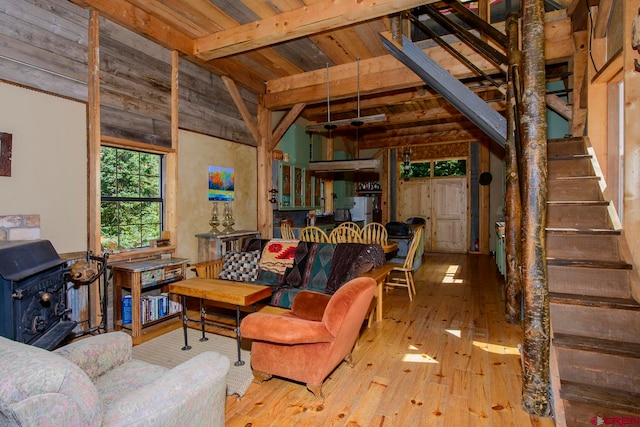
left=239, top=276, right=377, bottom=399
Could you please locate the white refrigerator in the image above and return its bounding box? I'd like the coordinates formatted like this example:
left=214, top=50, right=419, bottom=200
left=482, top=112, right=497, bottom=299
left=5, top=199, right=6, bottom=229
left=351, top=197, right=375, bottom=224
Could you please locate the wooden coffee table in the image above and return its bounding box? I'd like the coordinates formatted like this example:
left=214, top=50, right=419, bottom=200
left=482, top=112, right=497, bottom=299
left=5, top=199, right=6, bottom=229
left=169, top=277, right=272, bottom=366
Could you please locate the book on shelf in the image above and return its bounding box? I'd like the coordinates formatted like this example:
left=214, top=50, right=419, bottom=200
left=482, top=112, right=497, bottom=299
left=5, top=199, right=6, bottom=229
left=122, top=295, right=132, bottom=325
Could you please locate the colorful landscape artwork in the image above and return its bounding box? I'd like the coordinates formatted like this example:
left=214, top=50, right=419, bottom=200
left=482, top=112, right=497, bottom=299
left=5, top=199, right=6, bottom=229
left=208, top=166, right=235, bottom=201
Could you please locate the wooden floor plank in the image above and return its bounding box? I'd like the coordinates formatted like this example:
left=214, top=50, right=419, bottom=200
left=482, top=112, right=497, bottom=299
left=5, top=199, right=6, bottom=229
left=224, top=253, right=556, bottom=427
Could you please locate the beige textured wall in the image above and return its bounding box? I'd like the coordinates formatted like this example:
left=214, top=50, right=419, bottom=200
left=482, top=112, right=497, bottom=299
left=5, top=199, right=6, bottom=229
left=176, top=130, right=258, bottom=264
left=0, top=82, right=87, bottom=253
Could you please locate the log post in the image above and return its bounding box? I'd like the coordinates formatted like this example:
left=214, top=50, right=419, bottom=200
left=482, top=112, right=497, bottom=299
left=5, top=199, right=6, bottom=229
left=505, top=12, right=523, bottom=324
left=520, top=0, right=551, bottom=417
left=257, top=97, right=273, bottom=238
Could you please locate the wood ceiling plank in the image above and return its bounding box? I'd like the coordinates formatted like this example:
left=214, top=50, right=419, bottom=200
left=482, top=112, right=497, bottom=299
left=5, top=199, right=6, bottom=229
left=353, top=20, right=390, bottom=58
left=126, top=0, right=213, bottom=37
left=156, top=0, right=233, bottom=32
left=308, top=34, right=354, bottom=65
left=193, top=0, right=437, bottom=60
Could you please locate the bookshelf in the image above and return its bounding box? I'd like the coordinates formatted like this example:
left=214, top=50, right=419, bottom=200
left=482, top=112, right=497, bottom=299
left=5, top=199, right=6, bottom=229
left=111, top=257, right=189, bottom=344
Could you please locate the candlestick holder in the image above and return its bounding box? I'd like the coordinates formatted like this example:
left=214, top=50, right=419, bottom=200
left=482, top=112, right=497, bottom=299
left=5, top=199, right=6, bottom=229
left=221, top=201, right=235, bottom=233
left=209, top=202, right=221, bottom=234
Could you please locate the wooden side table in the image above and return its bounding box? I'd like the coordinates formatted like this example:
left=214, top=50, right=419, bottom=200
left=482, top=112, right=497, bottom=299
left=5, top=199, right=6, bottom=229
left=111, top=257, right=189, bottom=344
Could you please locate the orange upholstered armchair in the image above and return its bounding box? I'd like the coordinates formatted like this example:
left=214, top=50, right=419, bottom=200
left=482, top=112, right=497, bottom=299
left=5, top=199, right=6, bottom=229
left=239, top=276, right=377, bottom=399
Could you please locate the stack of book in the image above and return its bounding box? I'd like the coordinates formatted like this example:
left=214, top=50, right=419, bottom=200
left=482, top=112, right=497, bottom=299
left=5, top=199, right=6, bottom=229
left=121, top=293, right=181, bottom=325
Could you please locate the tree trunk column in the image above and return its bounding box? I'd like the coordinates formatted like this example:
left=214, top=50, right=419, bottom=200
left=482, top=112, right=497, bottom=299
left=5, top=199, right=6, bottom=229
left=520, top=0, right=551, bottom=417
left=505, top=12, right=523, bottom=324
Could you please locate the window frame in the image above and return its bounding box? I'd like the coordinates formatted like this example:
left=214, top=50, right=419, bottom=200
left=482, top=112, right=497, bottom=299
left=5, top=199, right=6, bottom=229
left=96, top=138, right=176, bottom=259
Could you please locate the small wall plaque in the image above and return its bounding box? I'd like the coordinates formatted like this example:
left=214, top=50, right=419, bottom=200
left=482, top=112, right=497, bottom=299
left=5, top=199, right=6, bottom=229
left=0, top=132, right=12, bottom=177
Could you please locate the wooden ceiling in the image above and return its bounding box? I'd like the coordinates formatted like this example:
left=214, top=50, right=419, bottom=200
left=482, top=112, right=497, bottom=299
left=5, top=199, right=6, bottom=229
left=70, top=0, right=574, bottom=149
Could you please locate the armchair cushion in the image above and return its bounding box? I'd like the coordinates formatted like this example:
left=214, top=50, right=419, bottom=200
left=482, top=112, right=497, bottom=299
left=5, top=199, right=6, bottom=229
left=290, top=290, right=331, bottom=321
left=0, top=336, right=103, bottom=426
left=53, top=330, right=132, bottom=382
left=240, top=313, right=335, bottom=344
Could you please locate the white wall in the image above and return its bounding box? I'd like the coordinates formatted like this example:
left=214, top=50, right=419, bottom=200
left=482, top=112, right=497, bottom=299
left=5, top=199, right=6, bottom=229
left=176, top=130, right=257, bottom=264
left=0, top=82, right=87, bottom=253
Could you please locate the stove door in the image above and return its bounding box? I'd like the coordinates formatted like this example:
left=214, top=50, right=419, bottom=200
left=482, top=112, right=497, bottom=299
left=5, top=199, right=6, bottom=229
left=13, top=267, right=72, bottom=347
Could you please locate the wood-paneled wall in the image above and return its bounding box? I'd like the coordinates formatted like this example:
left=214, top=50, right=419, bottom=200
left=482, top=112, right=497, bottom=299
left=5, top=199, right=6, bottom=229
left=0, top=0, right=257, bottom=147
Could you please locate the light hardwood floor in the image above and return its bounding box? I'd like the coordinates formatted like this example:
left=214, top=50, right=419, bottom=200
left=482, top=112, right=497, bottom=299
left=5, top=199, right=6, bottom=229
left=225, top=253, right=556, bottom=426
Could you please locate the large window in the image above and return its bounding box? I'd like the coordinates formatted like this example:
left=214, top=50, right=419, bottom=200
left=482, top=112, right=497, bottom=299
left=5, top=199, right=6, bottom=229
left=100, top=146, right=163, bottom=250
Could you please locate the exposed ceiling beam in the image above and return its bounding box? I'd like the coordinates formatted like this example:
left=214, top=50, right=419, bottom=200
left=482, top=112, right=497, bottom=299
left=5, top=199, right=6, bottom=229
left=265, top=42, right=501, bottom=109
left=69, top=0, right=193, bottom=53
left=264, top=15, right=571, bottom=109
left=271, top=103, right=306, bottom=150
left=221, top=76, right=259, bottom=144
left=192, top=0, right=437, bottom=61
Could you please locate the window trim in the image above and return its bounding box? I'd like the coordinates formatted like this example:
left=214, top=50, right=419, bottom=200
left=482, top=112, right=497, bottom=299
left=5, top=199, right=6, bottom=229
left=95, top=136, right=178, bottom=261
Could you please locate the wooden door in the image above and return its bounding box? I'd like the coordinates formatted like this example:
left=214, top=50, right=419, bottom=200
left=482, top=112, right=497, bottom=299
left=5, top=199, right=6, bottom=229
left=432, top=177, right=467, bottom=253
left=398, top=179, right=432, bottom=251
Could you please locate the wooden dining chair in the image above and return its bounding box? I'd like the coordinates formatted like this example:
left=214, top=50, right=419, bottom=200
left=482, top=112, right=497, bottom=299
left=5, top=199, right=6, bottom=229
left=385, top=226, right=423, bottom=301
left=360, top=222, right=388, bottom=245
left=299, top=226, right=329, bottom=243
left=335, top=221, right=361, bottom=232
left=280, top=222, right=296, bottom=240
left=329, top=226, right=361, bottom=243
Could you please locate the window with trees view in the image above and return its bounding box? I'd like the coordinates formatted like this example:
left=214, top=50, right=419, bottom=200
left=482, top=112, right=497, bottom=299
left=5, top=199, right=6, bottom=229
left=400, top=159, right=466, bottom=179
left=100, top=146, right=163, bottom=250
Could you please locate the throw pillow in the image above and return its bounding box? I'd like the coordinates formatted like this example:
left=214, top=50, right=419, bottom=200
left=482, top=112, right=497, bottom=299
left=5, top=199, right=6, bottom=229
left=219, top=250, right=260, bottom=282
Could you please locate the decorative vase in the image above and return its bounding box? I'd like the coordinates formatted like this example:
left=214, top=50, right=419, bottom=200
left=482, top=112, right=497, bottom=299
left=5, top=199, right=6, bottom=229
left=209, top=202, right=221, bottom=234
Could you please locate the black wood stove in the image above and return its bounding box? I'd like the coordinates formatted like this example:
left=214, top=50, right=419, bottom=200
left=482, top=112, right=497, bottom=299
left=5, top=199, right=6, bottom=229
left=0, top=240, right=77, bottom=350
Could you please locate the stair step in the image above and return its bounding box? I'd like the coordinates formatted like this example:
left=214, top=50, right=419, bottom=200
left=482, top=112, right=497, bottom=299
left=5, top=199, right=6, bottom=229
left=548, top=157, right=594, bottom=178
left=547, top=200, right=609, bottom=206
left=548, top=265, right=631, bottom=299
left=555, top=343, right=640, bottom=394
left=546, top=228, right=620, bottom=235
left=554, top=333, right=640, bottom=358
left=550, top=293, right=640, bottom=309
left=547, top=203, right=611, bottom=229
left=560, top=380, right=640, bottom=415
left=548, top=153, right=592, bottom=161
left=548, top=176, right=603, bottom=201
left=547, top=137, right=587, bottom=157
left=548, top=258, right=632, bottom=269
left=550, top=302, right=640, bottom=344
left=547, top=233, right=620, bottom=261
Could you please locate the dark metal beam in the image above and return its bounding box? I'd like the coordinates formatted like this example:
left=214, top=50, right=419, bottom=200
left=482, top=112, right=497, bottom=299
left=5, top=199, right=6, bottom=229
left=441, top=0, right=508, bottom=48
left=381, top=34, right=507, bottom=147
left=424, top=4, right=508, bottom=66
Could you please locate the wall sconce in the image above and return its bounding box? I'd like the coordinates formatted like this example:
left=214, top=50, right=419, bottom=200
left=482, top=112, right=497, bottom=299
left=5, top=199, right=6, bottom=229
left=402, top=148, right=411, bottom=176
left=269, top=188, right=278, bottom=204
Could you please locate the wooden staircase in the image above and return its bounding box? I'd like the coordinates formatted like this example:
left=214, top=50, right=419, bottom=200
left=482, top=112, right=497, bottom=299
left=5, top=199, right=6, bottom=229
left=547, top=136, right=640, bottom=426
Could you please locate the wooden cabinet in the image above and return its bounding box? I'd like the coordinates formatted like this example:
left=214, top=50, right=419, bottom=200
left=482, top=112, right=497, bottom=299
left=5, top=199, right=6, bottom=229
left=112, top=257, right=188, bottom=344
left=195, top=230, right=260, bottom=262
left=278, top=161, right=320, bottom=210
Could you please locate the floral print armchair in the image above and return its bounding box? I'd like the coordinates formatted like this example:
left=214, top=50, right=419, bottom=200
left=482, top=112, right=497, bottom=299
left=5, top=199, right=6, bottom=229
left=0, top=331, right=229, bottom=426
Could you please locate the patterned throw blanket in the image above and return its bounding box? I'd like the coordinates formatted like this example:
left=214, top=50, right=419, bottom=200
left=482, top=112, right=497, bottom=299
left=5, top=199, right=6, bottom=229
left=259, top=239, right=299, bottom=274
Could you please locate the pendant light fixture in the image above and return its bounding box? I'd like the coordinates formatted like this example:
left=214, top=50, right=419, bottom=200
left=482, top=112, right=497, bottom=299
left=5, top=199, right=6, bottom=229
left=307, top=58, right=386, bottom=132
left=351, top=57, right=364, bottom=127
left=324, top=63, right=336, bottom=131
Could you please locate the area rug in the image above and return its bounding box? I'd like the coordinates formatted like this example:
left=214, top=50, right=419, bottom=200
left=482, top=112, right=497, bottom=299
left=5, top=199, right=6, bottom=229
left=132, top=327, right=254, bottom=397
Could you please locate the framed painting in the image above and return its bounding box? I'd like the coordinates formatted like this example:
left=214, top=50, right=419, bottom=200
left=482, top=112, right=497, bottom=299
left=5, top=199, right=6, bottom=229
left=208, top=166, right=234, bottom=201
